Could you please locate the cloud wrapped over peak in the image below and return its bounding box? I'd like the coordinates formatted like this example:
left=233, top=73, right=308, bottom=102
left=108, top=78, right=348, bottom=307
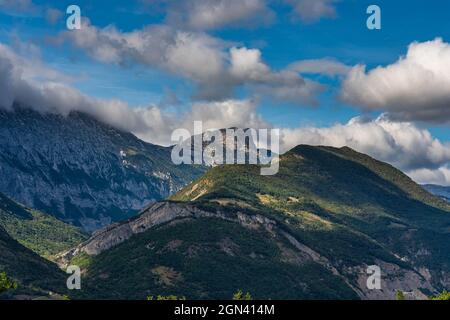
left=0, top=43, right=72, bottom=109
left=0, top=41, right=266, bottom=146
left=133, top=99, right=268, bottom=144
left=341, top=38, right=450, bottom=124
left=0, top=42, right=150, bottom=132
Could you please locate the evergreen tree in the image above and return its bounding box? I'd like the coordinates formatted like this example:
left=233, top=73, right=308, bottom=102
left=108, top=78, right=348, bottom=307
left=232, top=289, right=252, bottom=300
left=0, top=272, right=17, bottom=294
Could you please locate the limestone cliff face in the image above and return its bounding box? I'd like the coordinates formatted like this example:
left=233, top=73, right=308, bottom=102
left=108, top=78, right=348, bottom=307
left=58, top=201, right=278, bottom=258
left=0, top=107, right=204, bottom=231
left=352, top=261, right=434, bottom=300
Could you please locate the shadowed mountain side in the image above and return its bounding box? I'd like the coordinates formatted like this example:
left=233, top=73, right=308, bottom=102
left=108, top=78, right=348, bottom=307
left=0, top=106, right=206, bottom=232
left=0, top=225, right=67, bottom=299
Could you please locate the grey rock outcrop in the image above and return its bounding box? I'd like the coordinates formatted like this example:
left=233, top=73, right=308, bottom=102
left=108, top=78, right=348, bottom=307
left=0, top=106, right=205, bottom=231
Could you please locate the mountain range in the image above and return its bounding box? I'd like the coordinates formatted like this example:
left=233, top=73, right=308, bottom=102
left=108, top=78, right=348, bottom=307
left=0, top=106, right=205, bottom=232
left=58, top=145, right=450, bottom=300
left=423, top=184, right=450, bottom=202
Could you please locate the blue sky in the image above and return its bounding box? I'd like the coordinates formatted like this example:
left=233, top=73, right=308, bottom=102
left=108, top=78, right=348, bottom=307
left=0, top=0, right=449, bottom=184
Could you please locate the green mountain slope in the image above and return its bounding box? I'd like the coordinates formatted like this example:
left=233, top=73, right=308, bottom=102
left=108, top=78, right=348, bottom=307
left=0, top=225, right=67, bottom=298
left=174, top=145, right=450, bottom=274
left=62, top=145, right=450, bottom=300
left=0, top=192, right=87, bottom=259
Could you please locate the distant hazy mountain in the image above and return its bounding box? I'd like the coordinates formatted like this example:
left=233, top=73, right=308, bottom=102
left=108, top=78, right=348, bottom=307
left=423, top=184, right=450, bottom=202
left=179, top=128, right=272, bottom=166
left=0, top=106, right=206, bottom=232
left=60, top=145, right=450, bottom=300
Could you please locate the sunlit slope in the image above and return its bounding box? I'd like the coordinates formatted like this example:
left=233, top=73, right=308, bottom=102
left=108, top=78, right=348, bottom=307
left=65, top=145, right=449, bottom=299
left=172, top=145, right=450, bottom=290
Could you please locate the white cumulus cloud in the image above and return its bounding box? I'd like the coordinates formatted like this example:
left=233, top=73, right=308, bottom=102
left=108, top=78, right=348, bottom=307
left=56, top=21, right=325, bottom=105
left=281, top=115, right=450, bottom=185
left=0, top=42, right=265, bottom=146
left=341, top=38, right=450, bottom=123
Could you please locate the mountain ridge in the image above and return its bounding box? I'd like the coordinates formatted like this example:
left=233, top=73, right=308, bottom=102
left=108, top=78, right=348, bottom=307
left=0, top=106, right=206, bottom=232
left=60, top=144, right=450, bottom=299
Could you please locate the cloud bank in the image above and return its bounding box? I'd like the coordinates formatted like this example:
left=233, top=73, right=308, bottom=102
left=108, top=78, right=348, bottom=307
left=0, top=0, right=39, bottom=15
left=143, top=0, right=339, bottom=28
left=0, top=42, right=266, bottom=146
left=1, top=40, right=448, bottom=185
left=341, top=38, right=450, bottom=124
left=161, top=0, right=274, bottom=30
left=56, top=20, right=325, bottom=105
left=0, top=0, right=62, bottom=23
